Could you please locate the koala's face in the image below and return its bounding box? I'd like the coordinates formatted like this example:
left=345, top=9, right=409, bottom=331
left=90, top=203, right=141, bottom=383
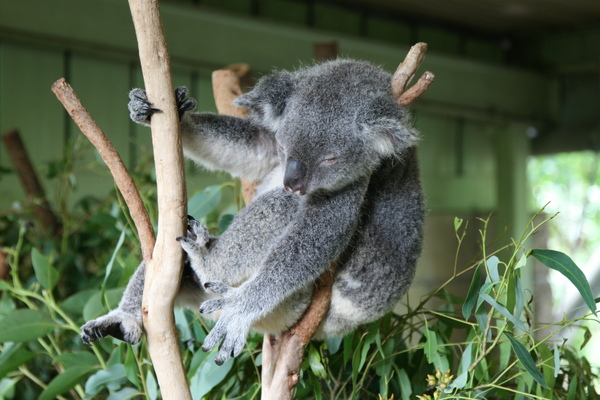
left=235, top=60, right=419, bottom=196
left=275, top=112, right=376, bottom=196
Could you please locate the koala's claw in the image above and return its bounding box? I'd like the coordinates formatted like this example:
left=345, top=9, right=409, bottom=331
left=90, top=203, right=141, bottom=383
left=199, top=298, right=225, bottom=314
left=178, top=219, right=211, bottom=252
left=128, top=86, right=195, bottom=124
left=174, top=86, right=197, bottom=117
left=204, top=281, right=231, bottom=295
left=128, top=88, right=160, bottom=124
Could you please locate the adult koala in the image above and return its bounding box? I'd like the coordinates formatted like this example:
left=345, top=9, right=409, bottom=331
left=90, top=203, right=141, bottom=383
left=81, top=59, right=424, bottom=365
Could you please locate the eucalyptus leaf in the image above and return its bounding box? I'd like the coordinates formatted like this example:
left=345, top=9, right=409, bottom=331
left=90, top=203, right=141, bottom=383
left=538, top=344, right=556, bottom=390
left=504, top=332, right=549, bottom=389
left=480, top=293, right=526, bottom=331
left=189, top=354, right=233, bottom=400
left=454, top=217, right=463, bottom=232
left=56, top=351, right=99, bottom=369
left=40, top=366, right=97, bottom=400
left=553, top=343, right=560, bottom=378
left=396, top=367, right=412, bottom=400
left=0, top=378, right=17, bottom=397
left=103, top=229, right=126, bottom=289
left=308, top=344, right=327, bottom=379
left=325, top=336, right=342, bottom=355
left=32, top=248, right=59, bottom=291
left=529, top=249, right=597, bottom=317
left=188, top=185, right=222, bottom=219
left=423, top=328, right=438, bottom=364
left=123, top=348, right=140, bottom=389
left=486, top=256, right=500, bottom=283
left=0, top=309, right=55, bottom=342
left=0, top=344, right=35, bottom=379
left=462, top=263, right=483, bottom=319
left=146, top=370, right=158, bottom=400
left=107, top=387, right=141, bottom=400
left=514, top=276, right=524, bottom=320
left=84, top=364, right=128, bottom=398
left=452, top=342, right=472, bottom=389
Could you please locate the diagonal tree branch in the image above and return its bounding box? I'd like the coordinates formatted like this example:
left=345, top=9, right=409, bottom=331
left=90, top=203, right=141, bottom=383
left=51, top=80, right=155, bottom=262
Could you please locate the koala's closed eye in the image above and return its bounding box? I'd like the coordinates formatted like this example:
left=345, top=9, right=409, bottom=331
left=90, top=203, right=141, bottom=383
left=320, top=155, right=339, bottom=165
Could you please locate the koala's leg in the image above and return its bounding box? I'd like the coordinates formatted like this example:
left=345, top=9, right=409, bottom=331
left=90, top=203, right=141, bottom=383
left=188, top=189, right=300, bottom=287
left=80, top=263, right=146, bottom=345
left=80, top=261, right=205, bottom=345
left=199, top=182, right=369, bottom=364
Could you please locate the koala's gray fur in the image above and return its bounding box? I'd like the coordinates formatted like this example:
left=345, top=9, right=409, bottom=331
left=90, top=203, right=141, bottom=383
left=81, top=59, right=425, bottom=365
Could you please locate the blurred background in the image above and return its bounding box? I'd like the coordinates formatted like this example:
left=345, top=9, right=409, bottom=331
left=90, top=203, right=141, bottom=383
left=1, top=0, right=599, bottom=370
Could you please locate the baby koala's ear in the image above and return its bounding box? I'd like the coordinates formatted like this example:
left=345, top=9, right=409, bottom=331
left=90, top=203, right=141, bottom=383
left=357, top=97, right=419, bottom=158
left=234, top=70, right=295, bottom=131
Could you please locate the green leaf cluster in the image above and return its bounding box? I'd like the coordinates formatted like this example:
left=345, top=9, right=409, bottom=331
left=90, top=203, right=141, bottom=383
left=1, top=153, right=598, bottom=400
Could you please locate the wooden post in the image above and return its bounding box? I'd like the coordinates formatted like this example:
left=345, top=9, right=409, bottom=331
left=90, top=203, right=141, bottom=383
left=2, top=129, right=60, bottom=234
left=314, top=41, right=338, bottom=63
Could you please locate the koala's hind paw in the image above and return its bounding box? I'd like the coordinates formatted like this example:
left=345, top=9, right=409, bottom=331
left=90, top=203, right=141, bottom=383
left=201, top=311, right=250, bottom=365
left=199, top=298, right=225, bottom=315
left=199, top=281, right=232, bottom=314
left=80, top=311, right=143, bottom=345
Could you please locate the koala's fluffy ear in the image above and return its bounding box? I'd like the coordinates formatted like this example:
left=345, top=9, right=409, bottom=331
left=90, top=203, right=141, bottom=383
left=234, top=71, right=295, bottom=131
left=358, top=97, right=419, bottom=158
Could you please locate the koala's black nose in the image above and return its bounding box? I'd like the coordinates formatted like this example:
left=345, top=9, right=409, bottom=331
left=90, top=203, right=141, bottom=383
left=283, top=159, right=307, bottom=195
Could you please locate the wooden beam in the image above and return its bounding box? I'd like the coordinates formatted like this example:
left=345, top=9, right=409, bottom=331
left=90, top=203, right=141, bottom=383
left=0, top=0, right=549, bottom=122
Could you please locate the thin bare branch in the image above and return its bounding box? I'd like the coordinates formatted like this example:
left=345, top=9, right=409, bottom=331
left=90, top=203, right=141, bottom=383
left=398, top=71, right=436, bottom=106
left=51, top=79, right=155, bottom=262
left=392, top=42, right=435, bottom=105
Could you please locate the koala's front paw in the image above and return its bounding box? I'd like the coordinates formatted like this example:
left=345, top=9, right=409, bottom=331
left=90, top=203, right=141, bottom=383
left=80, top=311, right=143, bottom=345
left=128, top=88, right=160, bottom=125
left=200, top=282, right=252, bottom=365
left=177, top=218, right=211, bottom=255
left=175, top=86, right=197, bottom=117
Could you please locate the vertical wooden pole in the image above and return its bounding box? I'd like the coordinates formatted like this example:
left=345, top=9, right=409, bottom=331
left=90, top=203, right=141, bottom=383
left=127, top=1, right=191, bottom=398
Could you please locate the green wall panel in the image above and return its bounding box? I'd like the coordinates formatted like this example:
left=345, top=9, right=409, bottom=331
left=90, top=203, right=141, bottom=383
left=313, top=3, right=362, bottom=36
left=68, top=54, right=131, bottom=203
left=259, top=0, right=308, bottom=25
left=0, top=42, right=65, bottom=209
left=365, top=16, right=411, bottom=45
left=417, top=113, right=497, bottom=212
